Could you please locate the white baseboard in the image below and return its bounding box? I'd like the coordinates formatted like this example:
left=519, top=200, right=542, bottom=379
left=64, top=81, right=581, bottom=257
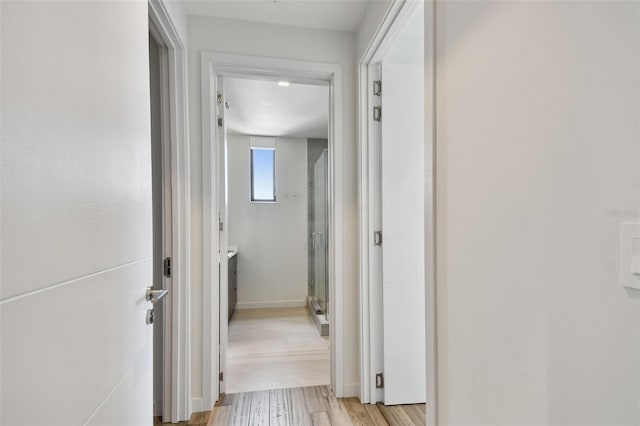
left=343, top=383, right=360, bottom=398
left=191, top=397, right=203, bottom=413
left=236, top=300, right=307, bottom=310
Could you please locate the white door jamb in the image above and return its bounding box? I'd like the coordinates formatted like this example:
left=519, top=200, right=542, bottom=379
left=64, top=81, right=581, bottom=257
left=148, top=1, right=192, bottom=422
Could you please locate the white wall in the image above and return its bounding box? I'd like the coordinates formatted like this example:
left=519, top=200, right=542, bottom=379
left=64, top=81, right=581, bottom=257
left=187, top=16, right=360, bottom=401
left=227, top=134, right=308, bottom=308
left=1, top=1, right=153, bottom=424
left=162, top=0, right=188, bottom=46
left=435, top=1, right=640, bottom=424
left=356, top=0, right=393, bottom=61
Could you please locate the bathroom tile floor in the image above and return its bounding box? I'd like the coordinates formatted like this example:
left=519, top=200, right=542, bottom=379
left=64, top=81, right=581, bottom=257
left=225, top=307, right=330, bottom=394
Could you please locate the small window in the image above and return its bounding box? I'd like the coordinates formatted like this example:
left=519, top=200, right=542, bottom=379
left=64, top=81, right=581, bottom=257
left=251, top=148, right=276, bottom=202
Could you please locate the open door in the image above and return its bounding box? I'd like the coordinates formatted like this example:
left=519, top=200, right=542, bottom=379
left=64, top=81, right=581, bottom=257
left=1, top=2, right=155, bottom=424
left=370, top=1, right=426, bottom=406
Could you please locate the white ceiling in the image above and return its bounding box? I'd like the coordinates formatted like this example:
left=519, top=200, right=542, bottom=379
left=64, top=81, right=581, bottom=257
left=224, top=77, right=329, bottom=139
left=183, top=0, right=371, bottom=32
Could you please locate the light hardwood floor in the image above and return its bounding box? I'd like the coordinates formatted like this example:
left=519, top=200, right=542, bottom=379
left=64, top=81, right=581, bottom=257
left=155, top=385, right=426, bottom=425
left=155, top=308, right=426, bottom=424
left=226, top=307, right=329, bottom=393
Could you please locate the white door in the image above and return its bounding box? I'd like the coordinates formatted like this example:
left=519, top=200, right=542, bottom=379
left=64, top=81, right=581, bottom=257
left=380, top=60, right=426, bottom=405
left=1, top=2, right=155, bottom=424
left=376, top=3, right=426, bottom=403
left=217, top=75, right=229, bottom=395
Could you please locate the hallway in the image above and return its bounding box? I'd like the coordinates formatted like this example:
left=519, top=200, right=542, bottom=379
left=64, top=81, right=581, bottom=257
left=226, top=308, right=329, bottom=393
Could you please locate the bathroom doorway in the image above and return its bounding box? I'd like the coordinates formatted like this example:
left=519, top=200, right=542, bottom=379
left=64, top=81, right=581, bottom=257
left=219, top=75, right=331, bottom=394
left=201, top=52, right=345, bottom=409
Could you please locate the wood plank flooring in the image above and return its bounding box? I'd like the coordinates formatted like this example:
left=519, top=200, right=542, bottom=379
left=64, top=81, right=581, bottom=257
left=155, top=385, right=426, bottom=426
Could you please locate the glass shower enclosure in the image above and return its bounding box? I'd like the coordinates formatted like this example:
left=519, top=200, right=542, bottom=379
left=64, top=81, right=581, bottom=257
left=311, top=149, right=329, bottom=322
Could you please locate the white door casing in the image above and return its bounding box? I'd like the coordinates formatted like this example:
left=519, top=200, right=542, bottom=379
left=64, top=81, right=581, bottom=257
left=217, top=75, right=229, bottom=396
left=201, top=52, right=345, bottom=409
left=149, top=26, right=171, bottom=420
left=369, top=63, right=385, bottom=405
left=148, top=0, right=192, bottom=421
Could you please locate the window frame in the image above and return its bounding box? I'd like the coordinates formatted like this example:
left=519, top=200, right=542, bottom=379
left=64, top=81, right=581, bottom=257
left=250, top=147, right=277, bottom=203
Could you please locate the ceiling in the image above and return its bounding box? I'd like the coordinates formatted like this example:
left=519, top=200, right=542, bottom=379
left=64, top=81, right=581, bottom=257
left=183, top=0, right=371, bottom=32
left=224, top=77, right=329, bottom=139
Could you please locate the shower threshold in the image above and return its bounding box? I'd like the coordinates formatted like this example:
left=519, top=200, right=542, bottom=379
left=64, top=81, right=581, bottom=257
left=307, top=296, right=329, bottom=337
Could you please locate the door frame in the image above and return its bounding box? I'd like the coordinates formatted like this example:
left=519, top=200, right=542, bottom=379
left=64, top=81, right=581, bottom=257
left=148, top=1, right=192, bottom=422
left=201, top=51, right=344, bottom=410
left=357, top=0, right=437, bottom=423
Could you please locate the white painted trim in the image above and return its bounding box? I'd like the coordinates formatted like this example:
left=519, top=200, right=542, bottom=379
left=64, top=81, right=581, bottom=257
left=148, top=1, right=192, bottom=423
left=357, top=0, right=438, bottom=420
left=200, top=55, right=218, bottom=414
left=357, top=60, right=371, bottom=406
left=343, top=383, right=360, bottom=398
left=235, top=300, right=307, bottom=310
left=357, top=0, right=406, bottom=405
left=360, top=1, right=403, bottom=405
left=201, top=51, right=345, bottom=411
left=216, top=74, right=229, bottom=396
left=424, top=2, right=438, bottom=424
left=191, top=398, right=203, bottom=414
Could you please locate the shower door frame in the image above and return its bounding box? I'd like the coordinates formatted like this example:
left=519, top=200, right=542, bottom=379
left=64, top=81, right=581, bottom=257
left=312, top=149, right=329, bottom=318
left=201, top=51, right=345, bottom=411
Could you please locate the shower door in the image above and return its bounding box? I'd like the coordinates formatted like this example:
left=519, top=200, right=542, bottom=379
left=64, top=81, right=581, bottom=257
left=312, top=150, right=329, bottom=318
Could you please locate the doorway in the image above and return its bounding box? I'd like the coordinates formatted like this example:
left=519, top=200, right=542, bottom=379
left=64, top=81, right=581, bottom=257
left=201, top=52, right=345, bottom=409
left=358, top=0, right=435, bottom=413
left=149, top=23, right=172, bottom=421
left=147, top=2, right=191, bottom=422
left=219, top=77, right=331, bottom=393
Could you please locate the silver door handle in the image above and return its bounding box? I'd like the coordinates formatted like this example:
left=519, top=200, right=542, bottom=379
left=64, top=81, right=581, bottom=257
left=146, top=287, right=169, bottom=304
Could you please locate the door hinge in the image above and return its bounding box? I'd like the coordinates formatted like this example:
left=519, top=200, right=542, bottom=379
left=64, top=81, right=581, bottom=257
left=374, top=231, right=382, bottom=246
left=217, top=92, right=223, bottom=104
left=219, top=220, right=224, bottom=232
left=373, top=80, right=382, bottom=96
left=217, top=116, right=223, bottom=128
left=163, top=257, right=171, bottom=278
left=376, top=373, right=384, bottom=389
left=219, top=371, right=224, bottom=382
left=373, top=106, right=382, bottom=122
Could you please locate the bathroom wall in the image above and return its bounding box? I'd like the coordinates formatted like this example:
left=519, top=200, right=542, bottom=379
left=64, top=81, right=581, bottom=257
left=227, top=134, right=308, bottom=308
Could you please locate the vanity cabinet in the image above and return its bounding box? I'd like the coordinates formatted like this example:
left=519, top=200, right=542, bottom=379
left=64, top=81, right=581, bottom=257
left=228, top=254, right=238, bottom=320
